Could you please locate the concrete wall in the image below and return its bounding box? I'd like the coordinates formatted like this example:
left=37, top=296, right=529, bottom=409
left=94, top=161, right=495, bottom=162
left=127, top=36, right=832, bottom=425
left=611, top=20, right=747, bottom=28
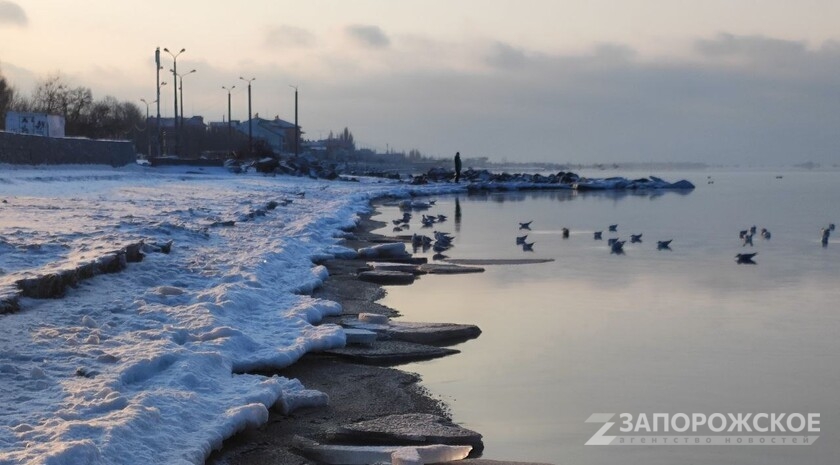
left=0, top=131, right=136, bottom=167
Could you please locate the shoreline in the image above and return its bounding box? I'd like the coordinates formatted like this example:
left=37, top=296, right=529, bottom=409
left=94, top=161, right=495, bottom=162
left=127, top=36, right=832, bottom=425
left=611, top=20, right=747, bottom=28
left=205, top=204, right=462, bottom=464
left=207, top=200, right=553, bottom=465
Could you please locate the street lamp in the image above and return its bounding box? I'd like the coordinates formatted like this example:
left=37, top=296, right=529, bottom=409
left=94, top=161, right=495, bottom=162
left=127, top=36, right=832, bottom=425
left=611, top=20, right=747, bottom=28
left=289, top=85, right=299, bottom=156
left=222, top=85, right=235, bottom=150
left=240, top=76, right=255, bottom=155
left=173, top=69, right=196, bottom=131
left=140, top=98, right=157, bottom=157
left=163, top=47, right=185, bottom=154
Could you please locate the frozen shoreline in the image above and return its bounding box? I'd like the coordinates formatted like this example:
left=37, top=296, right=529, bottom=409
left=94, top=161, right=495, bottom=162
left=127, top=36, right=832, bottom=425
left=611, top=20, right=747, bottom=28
left=0, top=165, right=465, bottom=464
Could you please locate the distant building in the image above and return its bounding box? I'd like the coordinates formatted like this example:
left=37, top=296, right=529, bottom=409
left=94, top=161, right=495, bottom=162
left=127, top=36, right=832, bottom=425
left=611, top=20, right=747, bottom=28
left=236, top=116, right=299, bottom=154
left=5, top=112, right=65, bottom=137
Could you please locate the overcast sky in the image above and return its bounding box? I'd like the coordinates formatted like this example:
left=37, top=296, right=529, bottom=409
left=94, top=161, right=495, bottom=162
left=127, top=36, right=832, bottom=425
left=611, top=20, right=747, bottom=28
left=1, top=0, right=839, bottom=165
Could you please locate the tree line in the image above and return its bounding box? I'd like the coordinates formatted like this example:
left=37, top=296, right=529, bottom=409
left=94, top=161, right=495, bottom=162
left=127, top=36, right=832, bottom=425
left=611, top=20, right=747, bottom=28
left=0, top=70, right=142, bottom=140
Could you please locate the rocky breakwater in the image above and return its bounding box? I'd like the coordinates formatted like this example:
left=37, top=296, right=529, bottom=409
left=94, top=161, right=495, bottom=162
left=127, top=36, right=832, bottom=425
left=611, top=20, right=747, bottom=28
left=411, top=167, right=695, bottom=191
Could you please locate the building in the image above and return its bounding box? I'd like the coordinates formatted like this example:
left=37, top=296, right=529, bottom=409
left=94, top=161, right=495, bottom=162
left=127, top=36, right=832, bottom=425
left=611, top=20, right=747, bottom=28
left=236, top=116, right=299, bottom=154
left=5, top=112, right=65, bottom=137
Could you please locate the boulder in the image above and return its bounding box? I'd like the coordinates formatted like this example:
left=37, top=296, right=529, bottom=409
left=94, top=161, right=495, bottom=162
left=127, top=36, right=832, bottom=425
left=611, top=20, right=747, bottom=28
left=325, top=340, right=459, bottom=364
left=334, top=413, right=483, bottom=450
left=357, top=242, right=409, bottom=259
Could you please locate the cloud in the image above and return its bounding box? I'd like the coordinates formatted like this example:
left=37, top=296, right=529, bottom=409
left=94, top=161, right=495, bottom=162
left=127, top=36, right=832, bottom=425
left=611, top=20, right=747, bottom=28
left=0, top=1, right=26, bottom=26
left=300, top=32, right=840, bottom=165
left=345, top=25, right=390, bottom=49
left=264, top=25, right=316, bottom=49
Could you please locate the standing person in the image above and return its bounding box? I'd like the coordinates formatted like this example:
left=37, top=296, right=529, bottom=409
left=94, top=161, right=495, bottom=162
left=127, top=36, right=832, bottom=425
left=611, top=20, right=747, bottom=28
left=454, top=151, right=462, bottom=183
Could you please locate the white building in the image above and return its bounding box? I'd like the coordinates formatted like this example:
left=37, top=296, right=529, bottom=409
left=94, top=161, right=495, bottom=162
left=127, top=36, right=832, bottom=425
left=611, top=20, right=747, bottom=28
left=5, top=112, right=66, bottom=137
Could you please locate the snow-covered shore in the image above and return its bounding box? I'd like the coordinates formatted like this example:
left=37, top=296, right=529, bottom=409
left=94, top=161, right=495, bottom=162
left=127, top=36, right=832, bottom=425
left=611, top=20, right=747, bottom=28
left=0, top=165, right=460, bottom=465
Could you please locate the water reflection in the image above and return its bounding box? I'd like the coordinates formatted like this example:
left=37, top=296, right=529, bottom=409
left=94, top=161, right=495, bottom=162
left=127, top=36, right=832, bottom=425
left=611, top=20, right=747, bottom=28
left=375, top=172, right=840, bottom=464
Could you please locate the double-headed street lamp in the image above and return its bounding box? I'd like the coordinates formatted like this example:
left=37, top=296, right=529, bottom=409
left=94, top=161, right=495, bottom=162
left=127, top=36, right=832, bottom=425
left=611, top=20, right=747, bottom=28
left=239, top=76, right=255, bottom=155
left=173, top=69, right=196, bottom=131
left=163, top=48, right=185, bottom=123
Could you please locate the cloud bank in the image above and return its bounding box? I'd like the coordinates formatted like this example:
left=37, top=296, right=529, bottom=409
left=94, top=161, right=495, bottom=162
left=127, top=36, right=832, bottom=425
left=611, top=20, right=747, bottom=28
left=0, top=1, right=26, bottom=26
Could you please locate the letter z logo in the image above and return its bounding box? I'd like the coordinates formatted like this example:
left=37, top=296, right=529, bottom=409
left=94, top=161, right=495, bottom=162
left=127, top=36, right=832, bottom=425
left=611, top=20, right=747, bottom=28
left=586, top=413, right=617, bottom=445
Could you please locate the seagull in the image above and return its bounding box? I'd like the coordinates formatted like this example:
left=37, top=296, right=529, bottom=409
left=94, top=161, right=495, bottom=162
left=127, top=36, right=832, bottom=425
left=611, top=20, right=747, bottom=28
left=657, top=240, right=672, bottom=250
left=593, top=231, right=603, bottom=240
left=522, top=241, right=535, bottom=251
left=739, top=229, right=749, bottom=239
left=610, top=240, right=625, bottom=254
left=736, top=252, right=757, bottom=264
left=412, top=234, right=432, bottom=246
left=750, top=225, right=757, bottom=235
left=432, top=252, right=448, bottom=261
left=608, top=224, right=618, bottom=232
left=437, top=214, right=448, bottom=222
left=516, top=234, right=528, bottom=245
left=562, top=227, right=570, bottom=238
left=607, top=238, right=619, bottom=246
left=519, top=221, right=533, bottom=230
left=743, top=234, right=754, bottom=247
left=630, top=234, right=643, bottom=243
left=760, top=228, right=771, bottom=240
left=821, top=228, right=830, bottom=246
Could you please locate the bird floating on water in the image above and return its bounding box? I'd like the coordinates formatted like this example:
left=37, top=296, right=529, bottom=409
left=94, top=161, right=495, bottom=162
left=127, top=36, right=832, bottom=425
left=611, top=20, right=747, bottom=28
left=519, top=221, right=533, bottom=230
left=610, top=240, right=625, bottom=254
left=743, top=234, right=754, bottom=247
left=736, top=252, right=757, bottom=264
left=630, top=234, right=643, bottom=243
left=562, top=227, right=570, bottom=238
left=522, top=241, right=535, bottom=251
left=608, top=224, right=618, bottom=232
left=593, top=231, right=603, bottom=240
left=607, top=238, right=619, bottom=246
left=657, top=240, right=672, bottom=250
left=760, top=228, right=771, bottom=240
left=516, top=234, right=528, bottom=245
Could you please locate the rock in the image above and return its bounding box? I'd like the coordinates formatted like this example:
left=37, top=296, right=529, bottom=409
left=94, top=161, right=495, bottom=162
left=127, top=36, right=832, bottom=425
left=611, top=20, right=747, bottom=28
left=290, top=437, right=471, bottom=465
left=0, top=286, right=20, bottom=314
left=367, top=262, right=426, bottom=275
left=358, top=270, right=416, bottom=285
left=344, top=328, right=378, bottom=346
left=325, top=340, right=459, bottom=364
left=343, top=319, right=481, bottom=345
left=669, top=179, right=696, bottom=189
left=358, top=313, right=390, bottom=324
left=418, top=263, right=484, bottom=274
left=357, top=242, right=409, bottom=259
left=334, top=413, right=483, bottom=451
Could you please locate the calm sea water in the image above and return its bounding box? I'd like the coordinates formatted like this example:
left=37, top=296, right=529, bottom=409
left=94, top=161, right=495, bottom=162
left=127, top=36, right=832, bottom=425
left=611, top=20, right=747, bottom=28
left=373, top=170, right=840, bottom=464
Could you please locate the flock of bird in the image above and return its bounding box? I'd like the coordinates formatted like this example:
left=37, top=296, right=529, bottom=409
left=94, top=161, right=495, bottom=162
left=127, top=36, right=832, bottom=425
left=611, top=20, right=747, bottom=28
left=516, top=220, right=673, bottom=255
left=391, top=200, right=835, bottom=265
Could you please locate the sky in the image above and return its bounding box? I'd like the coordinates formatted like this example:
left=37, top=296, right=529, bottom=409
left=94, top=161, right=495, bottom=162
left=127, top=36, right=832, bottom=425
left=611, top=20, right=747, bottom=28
left=1, top=0, right=840, bottom=165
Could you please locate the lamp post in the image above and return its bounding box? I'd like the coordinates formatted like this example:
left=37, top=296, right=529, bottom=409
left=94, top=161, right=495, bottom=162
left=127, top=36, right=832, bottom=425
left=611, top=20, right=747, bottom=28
left=163, top=47, right=185, bottom=154
left=239, top=76, right=255, bottom=155
left=173, top=69, right=196, bottom=131
left=155, top=48, right=161, bottom=157
left=289, top=85, right=299, bottom=156
left=222, top=85, right=235, bottom=151
left=140, top=98, right=156, bottom=157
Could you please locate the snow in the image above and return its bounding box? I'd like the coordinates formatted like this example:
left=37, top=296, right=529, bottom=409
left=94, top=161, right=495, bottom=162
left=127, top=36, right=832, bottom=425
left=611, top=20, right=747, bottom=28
left=0, top=164, right=461, bottom=465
